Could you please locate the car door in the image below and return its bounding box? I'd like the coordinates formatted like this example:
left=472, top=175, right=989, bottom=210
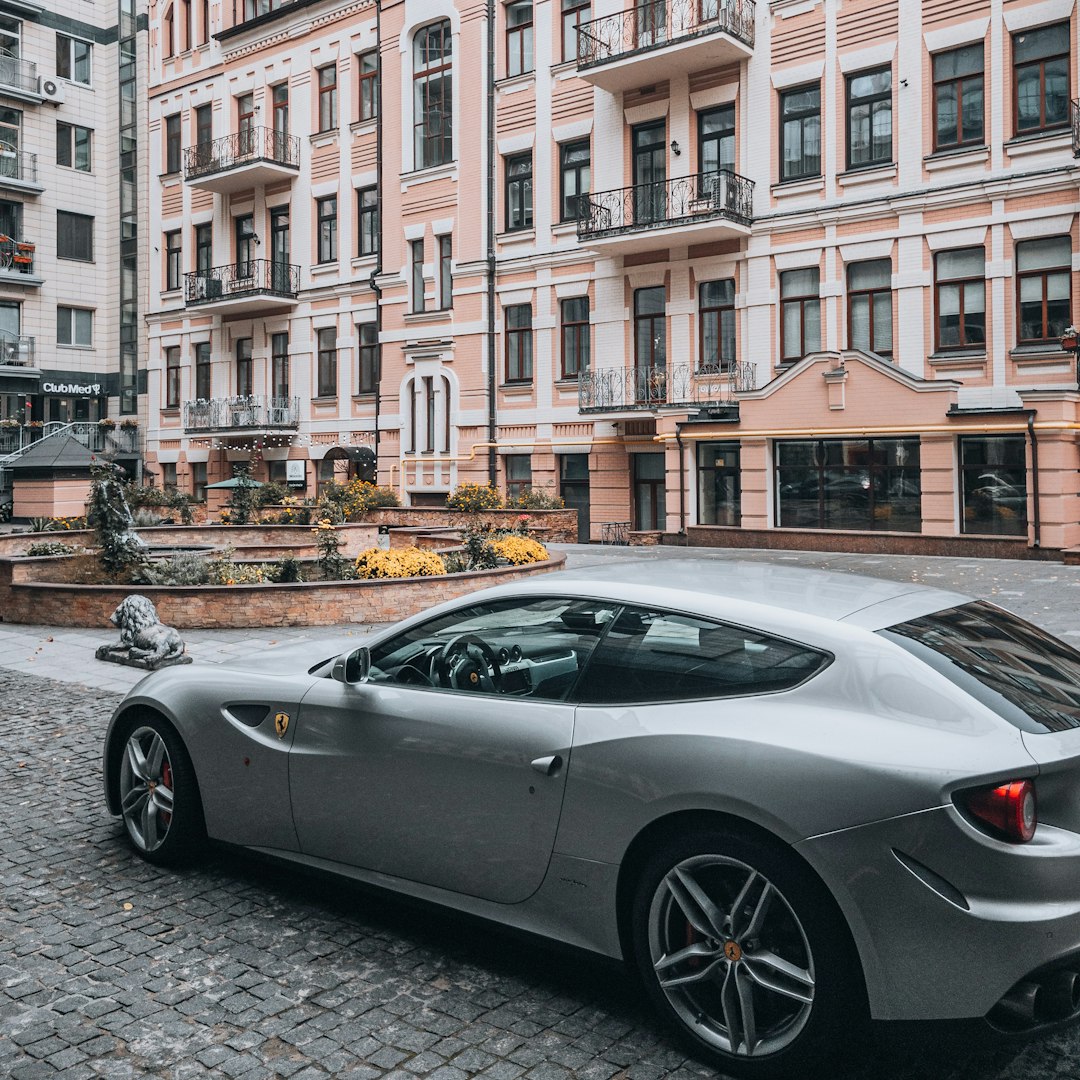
left=289, top=595, right=616, bottom=904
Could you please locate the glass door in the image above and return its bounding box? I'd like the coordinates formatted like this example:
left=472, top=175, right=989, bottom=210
left=698, top=105, right=734, bottom=204
left=633, top=120, right=666, bottom=225
left=270, top=206, right=290, bottom=292
left=633, top=452, right=667, bottom=531
left=559, top=454, right=591, bottom=542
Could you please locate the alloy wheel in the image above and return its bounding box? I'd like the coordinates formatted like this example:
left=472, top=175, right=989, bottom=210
left=647, top=853, right=815, bottom=1058
left=119, top=725, right=175, bottom=853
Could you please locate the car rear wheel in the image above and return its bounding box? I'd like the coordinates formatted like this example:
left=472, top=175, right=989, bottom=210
left=117, top=716, right=204, bottom=866
left=631, top=828, right=864, bottom=1079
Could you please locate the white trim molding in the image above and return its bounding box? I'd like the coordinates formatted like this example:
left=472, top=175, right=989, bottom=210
left=837, top=41, right=897, bottom=74
left=923, top=17, right=990, bottom=53
left=771, top=60, right=825, bottom=90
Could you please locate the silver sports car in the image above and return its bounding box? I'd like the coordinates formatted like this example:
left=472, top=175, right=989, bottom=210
left=103, top=560, right=1080, bottom=1077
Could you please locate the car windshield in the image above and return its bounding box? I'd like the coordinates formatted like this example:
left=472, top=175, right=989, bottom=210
left=880, top=600, right=1080, bottom=734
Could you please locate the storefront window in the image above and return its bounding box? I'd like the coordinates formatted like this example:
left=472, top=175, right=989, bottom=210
left=960, top=436, right=1027, bottom=536
left=697, top=442, right=740, bottom=526
left=776, top=438, right=921, bottom=532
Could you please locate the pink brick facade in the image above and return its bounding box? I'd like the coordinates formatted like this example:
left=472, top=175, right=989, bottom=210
left=143, top=0, right=1080, bottom=554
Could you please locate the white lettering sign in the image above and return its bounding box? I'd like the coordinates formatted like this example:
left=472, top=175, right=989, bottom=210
left=41, top=381, right=102, bottom=396
left=285, top=460, right=306, bottom=482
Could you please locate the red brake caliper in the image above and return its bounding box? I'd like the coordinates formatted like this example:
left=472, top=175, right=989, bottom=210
left=161, top=761, right=173, bottom=825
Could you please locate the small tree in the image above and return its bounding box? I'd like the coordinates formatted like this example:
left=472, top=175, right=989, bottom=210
left=88, top=461, right=147, bottom=577
left=227, top=463, right=259, bottom=525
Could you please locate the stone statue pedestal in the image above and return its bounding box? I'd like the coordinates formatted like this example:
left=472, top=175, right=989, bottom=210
left=95, top=644, right=192, bottom=670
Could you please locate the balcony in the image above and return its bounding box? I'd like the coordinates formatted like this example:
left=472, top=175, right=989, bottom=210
left=0, top=53, right=41, bottom=104
left=184, top=127, right=300, bottom=193
left=1073, top=99, right=1079, bottom=157
left=0, top=147, right=42, bottom=195
left=579, top=361, right=756, bottom=413
left=0, top=235, right=41, bottom=286
left=183, top=395, right=301, bottom=434
left=578, top=170, right=753, bottom=254
left=0, top=332, right=33, bottom=366
left=185, top=259, right=300, bottom=314
left=576, top=0, right=755, bottom=93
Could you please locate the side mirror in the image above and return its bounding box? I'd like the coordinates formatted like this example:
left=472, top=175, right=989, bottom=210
left=331, top=646, right=371, bottom=685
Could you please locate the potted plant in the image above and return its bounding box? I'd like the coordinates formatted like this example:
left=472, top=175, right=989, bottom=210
left=98, top=417, right=116, bottom=430
left=1061, top=325, right=1079, bottom=351
left=120, top=418, right=139, bottom=430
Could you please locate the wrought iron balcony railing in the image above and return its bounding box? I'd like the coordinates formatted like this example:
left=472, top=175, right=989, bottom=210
left=0, top=146, right=36, bottom=185
left=0, top=235, right=35, bottom=276
left=1072, top=99, right=1079, bottom=157
left=0, top=51, right=38, bottom=97
left=579, top=361, right=756, bottom=412
left=0, top=332, right=33, bottom=365
left=577, top=0, right=755, bottom=68
left=183, top=395, right=300, bottom=432
left=184, top=126, right=300, bottom=181
left=185, top=260, right=300, bottom=305
left=578, top=170, right=753, bottom=241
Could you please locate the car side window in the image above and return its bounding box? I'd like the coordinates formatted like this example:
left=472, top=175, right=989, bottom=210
left=366, top=596, right=618, bottom=701
left=576, top=605, right=828, bottom=705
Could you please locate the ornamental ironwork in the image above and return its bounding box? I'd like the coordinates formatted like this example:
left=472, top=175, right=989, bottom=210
left=578, top=169, right=753, bottom=240
left=577, top=0, right=755, bottom=67
left=183, top=395, right=300, bottom=432
left=185, top=259, right=300, bottom=305
left=579, top=361, right=756, bottom=412
left=0, top=234, right=35, bottom=276
left=184, top=126, right=300, bottom=181
left=1072, top=99, right=1079, bottom=157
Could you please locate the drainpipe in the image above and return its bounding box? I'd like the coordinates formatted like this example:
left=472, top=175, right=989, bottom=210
left=675, top=422, right=686, bottom=535
left=485, top=0, right=497, bottom=486
left=1028, top=412, right=1040, bottom=548
left=369, top=0, right=383, bottom=466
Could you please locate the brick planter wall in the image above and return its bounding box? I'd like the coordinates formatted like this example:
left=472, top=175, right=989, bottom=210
left=368, top=508, right=578, bottom=543
left=0, top=553, right=566, bottom=629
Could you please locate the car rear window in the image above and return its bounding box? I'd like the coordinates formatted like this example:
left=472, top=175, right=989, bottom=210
left=881, top=600, right=1080, bottom=734
left=576, top=606, right=830, bottom=705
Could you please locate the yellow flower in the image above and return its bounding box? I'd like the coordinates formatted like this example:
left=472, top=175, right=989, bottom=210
left=489, top=536, right=548, bottom=565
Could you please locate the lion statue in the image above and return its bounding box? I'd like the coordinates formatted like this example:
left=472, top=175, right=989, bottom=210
left=107, top=595, right=187, bottom=666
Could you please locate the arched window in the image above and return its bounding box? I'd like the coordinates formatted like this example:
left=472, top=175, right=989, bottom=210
left=413, top=21, right=452, bottom=168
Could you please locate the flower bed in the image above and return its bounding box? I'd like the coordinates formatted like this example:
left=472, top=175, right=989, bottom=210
left=0, top=552, right=566, bottom=629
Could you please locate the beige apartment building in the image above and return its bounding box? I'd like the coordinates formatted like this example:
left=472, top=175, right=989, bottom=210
left=0, top=0, right=148, bottom=516
left=145, top=0, right=1080, bottom=553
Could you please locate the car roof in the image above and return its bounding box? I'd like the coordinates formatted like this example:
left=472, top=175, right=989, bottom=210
left=497, top=559, right=969, bottom=634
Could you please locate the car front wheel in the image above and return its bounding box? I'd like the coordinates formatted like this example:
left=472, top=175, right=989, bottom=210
left=117, top=716, right=204, bottom=866
left=631, top=828, right=864, bottom=1078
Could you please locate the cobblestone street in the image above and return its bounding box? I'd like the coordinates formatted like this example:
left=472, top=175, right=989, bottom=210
left=5, top=550, right=1080, bottom=1078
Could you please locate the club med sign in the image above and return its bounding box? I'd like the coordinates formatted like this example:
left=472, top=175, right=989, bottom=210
left=42, top=381, right=102, bottom=396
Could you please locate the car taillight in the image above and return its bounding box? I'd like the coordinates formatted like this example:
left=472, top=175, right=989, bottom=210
left=959, top=779, right=1037, bottom=843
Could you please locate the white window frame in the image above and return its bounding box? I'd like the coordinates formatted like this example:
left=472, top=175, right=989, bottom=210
left=56, top=33, right=93, bottom=88
left=57, top=305, right=93, bottom=347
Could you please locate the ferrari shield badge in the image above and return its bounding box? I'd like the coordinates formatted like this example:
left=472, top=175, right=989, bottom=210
left=274, top=711, right=290, bottom=738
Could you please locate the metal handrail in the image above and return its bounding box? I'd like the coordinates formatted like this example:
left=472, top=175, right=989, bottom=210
left=577, top=0, right=755, bottom=67
left=0, top=234, right=35, bottom=275
left=578, top=169, right=754, bottom=240
left=0, top=331, right=33, bottom=365
left=0, top=143, right=36, bottom=184
left=0, top=50, right=38, bottom=96
left=185, top=259, right=300, bottom=304
left=0, top=421, right=139, bottom=466
left=579, top=360, right=756, bottom=411
left=183, top=394, right=300, bottom=432
left=184, top=126, right=300, bottom=180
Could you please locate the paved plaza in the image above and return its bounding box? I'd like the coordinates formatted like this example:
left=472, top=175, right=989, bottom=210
left=4, top=545, right=1080, bottom=1078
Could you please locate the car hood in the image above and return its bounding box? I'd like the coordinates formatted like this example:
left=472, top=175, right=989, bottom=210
left=212, top=635, right=373, bottom=676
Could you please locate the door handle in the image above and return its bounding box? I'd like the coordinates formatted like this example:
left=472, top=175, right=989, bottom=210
left=530, top=754, right=563, bottom=777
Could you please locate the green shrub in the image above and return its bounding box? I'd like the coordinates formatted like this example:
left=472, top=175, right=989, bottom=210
left=257, top=481, right=289, bottom=506
left=267, top=554, right=305, bottom=583
left=447, top=483, right=503, bottom=512
left=133, top=552, right=212, bottom=586
left=24, top=541, right=76, bottom=557
left=505, top=488, right=565, bottom=510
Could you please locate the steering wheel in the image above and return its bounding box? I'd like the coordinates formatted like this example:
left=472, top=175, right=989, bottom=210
left=435, top=633, right=502, bottom=692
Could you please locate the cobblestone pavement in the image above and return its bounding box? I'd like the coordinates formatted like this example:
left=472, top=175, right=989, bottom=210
left=6, top=548, right=1080, bottom=1078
